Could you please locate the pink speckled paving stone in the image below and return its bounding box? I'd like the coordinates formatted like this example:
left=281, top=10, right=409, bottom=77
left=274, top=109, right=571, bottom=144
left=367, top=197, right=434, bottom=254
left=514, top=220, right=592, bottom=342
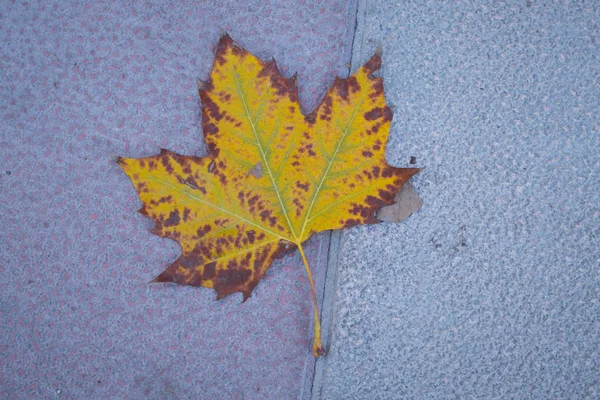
left=0, top=1, right=357, bottom=398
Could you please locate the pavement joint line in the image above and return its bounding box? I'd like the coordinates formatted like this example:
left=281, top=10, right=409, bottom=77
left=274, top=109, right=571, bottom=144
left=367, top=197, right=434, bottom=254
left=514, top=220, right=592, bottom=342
left=306, top=0, right=367, bottom=398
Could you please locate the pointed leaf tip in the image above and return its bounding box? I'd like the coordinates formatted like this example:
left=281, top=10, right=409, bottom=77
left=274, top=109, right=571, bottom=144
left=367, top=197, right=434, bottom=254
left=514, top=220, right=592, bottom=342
left=111, top=154, right=125, bottom=165
left=218, top=30, right=231, bottom=41
left=363, top=52, right=382, bottom=76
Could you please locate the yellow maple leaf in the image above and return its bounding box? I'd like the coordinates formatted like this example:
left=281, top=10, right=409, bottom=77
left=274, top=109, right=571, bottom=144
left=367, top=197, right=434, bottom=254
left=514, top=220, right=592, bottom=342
left=117, top=34, right=420, bottom=356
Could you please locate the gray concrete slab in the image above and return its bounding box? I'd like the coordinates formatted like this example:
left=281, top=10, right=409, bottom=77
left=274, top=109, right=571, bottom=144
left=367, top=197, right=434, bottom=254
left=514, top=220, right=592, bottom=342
left=0, top=1, right=358, bottom=398
left=316, top=1, right=600, bottom=399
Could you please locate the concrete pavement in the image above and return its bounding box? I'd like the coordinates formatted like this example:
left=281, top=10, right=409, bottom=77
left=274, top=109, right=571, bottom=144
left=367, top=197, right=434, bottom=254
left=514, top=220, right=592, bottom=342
left=1, top=1, right=356, bottom=398
left=2, top=1, right=599, bottom=399
left=315, top=1, right=600, bottom=399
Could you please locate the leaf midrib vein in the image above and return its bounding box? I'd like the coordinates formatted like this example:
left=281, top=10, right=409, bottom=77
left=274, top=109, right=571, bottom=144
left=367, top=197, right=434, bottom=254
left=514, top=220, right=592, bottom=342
left=233, top=70, right=299, bottom=242
left=300, top=94, right=365, bottom=239
left=146, top=174, right=287, bottom=241
left=206, top=238, right=281, bottom=264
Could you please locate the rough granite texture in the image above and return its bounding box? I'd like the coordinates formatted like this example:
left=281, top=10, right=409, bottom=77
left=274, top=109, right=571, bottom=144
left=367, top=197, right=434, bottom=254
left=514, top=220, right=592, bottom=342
left=317, top=1, right=600, bottom=399
left=0, top=1, right=357, bottom=399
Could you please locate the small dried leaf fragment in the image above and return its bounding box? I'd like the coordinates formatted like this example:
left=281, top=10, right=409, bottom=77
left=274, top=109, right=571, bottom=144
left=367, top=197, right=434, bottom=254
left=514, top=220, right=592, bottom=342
left=376, top=182, right=422, bottom=223
left=116, top=34, right=421, bottom=357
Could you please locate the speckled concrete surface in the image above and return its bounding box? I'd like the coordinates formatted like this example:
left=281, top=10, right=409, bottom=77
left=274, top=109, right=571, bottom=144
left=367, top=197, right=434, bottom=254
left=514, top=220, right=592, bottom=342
left=0, top=1, right=357, bottom=398
left=317, top=1, right=600, bottom=399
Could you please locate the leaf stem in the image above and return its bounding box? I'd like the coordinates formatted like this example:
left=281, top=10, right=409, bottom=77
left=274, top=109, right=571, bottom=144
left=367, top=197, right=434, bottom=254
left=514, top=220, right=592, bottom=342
left=297, top=243, right=326, bottom=357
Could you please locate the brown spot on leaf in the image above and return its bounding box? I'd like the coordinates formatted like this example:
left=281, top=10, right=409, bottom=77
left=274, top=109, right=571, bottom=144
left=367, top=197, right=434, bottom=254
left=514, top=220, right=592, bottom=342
left=248, top=195, right=259, bottom=207
left=341, top=218, right=361, bottom=228
left=196, top=224, right=211, bottom=238
left=203, top=261, right=217, bottom=280
left=259, top=210, right=277, bottom=227
left=158, top=195, right=172, bottom=204
left=364, top=107, right=392, bottom=122
left=202, top=78, right=214, bottom=92
left=300, top=144, right=316, bottom=157
left=362, top=150, right=373, bottom=158
left=349, top=203, right=371, bottom=219
left=363, top=53, right=382, bottom=76
left=206, top=141, right=219, bottom=157
left=135, top=181, right=148, bottom=193
left=382, top=166, right=394, bottom=178
left=370, top=79, right=384, bottom=99
left=252, top=246, right=269, bottom=269
left=163, top=209, right=180, bottom=227
left=296, top=181, right=310, bottom=192
left=205, top=123, right=219, bottom=135
left=160, top=154, right=174, bottom=174
left=258, top=59, right=298, bottom=103
left=293, top=198, right=303, bottom=217
left=230, top=41, right=247, bottom=59
left=368, top=123, right=382, bottom=135
left=213, top=218, right=225, bottom=227
left=215, top=266, right=252, bottom=300
left=318, top=93, right=333, bottom=121
left=365, top=195, right=384, bottom=207
left=186, top=259, right=217, bottom=286
left=286, top=76, right=299, bottom=104
left=334, top=77, right=349, bottom=100
left=217, top=172, right=227, bottom=185
left=348, top=76, right=360, bottom=94
left=234, top=234, right=243, bottom=249
left=215, top=34, right=235, bottom=66
left=201, top=95, right=225, bottom=122
left=218, top=91, right=231, bottom=103
left=378, top=187, right=396, bottom=202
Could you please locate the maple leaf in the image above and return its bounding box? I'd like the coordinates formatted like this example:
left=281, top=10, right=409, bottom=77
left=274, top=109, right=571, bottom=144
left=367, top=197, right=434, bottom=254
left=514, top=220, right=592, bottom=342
left=116, top=34, right=420, bottom=357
